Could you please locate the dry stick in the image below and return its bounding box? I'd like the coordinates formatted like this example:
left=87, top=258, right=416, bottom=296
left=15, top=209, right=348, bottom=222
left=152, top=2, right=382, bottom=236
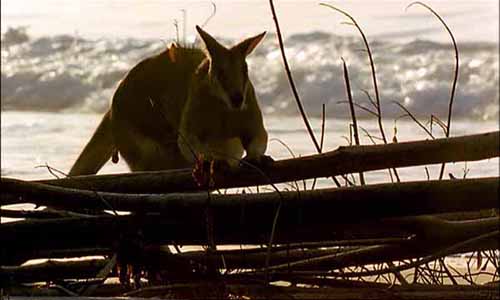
left=201, top=2, right=217, bottom=28
left=359, top=127, right=379, bottom=145
left=342, top=58, right=365, bottom=185
left=393, top=101, right=435, bottom=139
left=341, top=60, right=405, bottom=284
left=81, top=254, right=117, bottom=296
left=407, top=2, right=459, bottom=180
left=173, top=20, right=180, bottom=44
left=39, top=165, right=119, bottom=216
left=35, top=163, right=62, bottom=179
left=193, top=2, right=217, bottom=45
left=320, top=104, right=326, bottom=151
left=311, top=104, right=327, bottom=190
left=338, top=231, right=500, bottom=278
left=35, top=163, right=118, bottom=216
left=205, top=190, right=218, bottom=276
left=361, top=89, right=379, bottom=112
left=204, top=152, right=289, bottom=282
left=429, top=114, right=448, bottom=135
left=204, top=236, right=415, bottom=255
left=321, top=3, right=400, bottom=183
left=268, top=0, right=341, bottom=188
left=337, top=101, right=378, bottom=117
left=439, top=257, right=458, bottom=285
left=265, top=0, right=348, bottom=279
left=269, top=138, right=302, bottom=191
left=275, top=230, right=500, bottom=279
left=209, top=155, right=286, bottom=283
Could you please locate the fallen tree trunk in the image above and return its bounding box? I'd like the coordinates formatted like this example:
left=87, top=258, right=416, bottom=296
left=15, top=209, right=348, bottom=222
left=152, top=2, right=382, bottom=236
left=2, top=177, right=498, bottom=219
left=26, top=130, right=499, bottom=193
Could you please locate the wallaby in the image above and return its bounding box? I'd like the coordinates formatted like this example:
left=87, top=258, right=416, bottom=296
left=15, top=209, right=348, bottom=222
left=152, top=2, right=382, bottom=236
left=69, top=26, right=269, bottom=176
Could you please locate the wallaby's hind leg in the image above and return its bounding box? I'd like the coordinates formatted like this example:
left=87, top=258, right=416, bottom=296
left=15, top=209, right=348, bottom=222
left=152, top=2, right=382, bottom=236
left=69, top=111, right=115, bottom=176
left=113, top=123, right=190, bottom=172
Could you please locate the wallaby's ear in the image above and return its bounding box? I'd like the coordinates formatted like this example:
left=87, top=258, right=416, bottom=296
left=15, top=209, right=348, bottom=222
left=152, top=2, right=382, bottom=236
left=167, top=42, right=178, bottom=63
left=196, top=25, right=225, bottom=60
left=234, top=31, right=266, bottom=57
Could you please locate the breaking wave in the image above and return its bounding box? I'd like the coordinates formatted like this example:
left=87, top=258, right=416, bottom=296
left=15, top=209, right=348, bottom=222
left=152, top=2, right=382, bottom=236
left=2, top=27, right=498, bottom=120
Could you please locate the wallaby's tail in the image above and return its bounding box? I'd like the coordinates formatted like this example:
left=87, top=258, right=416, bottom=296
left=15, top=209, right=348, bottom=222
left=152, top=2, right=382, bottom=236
left=69, top=111, right=115, bottom=176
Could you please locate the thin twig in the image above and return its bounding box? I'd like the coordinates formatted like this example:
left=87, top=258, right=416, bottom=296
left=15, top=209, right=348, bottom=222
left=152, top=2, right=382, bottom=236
left=359, top=127, right=381, bottom=144
left=321, top=3, right=400, bottom=182
left=173, top=20, right=180, bottom=44
left=36, top=164, right=118, bottom=216
left=429, top=114, right=448, bottom=135
left=336, top=101, right=378, bottom=117
left=310, top=230, right=500, bottom=278
left=342, top=57, right=365, bottom=185
left=35, top=163, right=65, bottom=179
left=269, top=0, right=341, bottom=187
left=361, top=89, right=378, bottom=110
left=439, top=257, right=458, bottom=285
left=393, top=101, right=434, bottom=139
left=320, top=103, right=326, bottom=153
left=269, top=138, right=302, bottom=191
left=311, top=104, right=327, bottom=190
left=193, top=2, right=217, bottom=45
left=407, top=2, right=459, bottom=180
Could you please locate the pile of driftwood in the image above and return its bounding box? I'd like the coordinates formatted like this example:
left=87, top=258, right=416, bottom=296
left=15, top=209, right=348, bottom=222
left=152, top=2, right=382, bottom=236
left=1, top=131, right=499, bottom=299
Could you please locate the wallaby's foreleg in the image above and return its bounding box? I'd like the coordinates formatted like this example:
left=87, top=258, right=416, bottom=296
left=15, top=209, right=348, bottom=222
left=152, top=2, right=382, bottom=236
left=69, top=111, right=115, bottom=176
left=242, top=128, right=268, bottom=163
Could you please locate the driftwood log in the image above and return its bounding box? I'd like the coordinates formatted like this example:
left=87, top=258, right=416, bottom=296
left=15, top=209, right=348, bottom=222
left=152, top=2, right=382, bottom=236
left=15, top=130, right=499, bottom=194
left=2, top=177, right=498, bottom=216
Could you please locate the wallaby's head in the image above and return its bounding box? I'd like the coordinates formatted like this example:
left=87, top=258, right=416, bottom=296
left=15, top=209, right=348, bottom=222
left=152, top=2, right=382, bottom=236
left=196, top=25, right=265, bottom=110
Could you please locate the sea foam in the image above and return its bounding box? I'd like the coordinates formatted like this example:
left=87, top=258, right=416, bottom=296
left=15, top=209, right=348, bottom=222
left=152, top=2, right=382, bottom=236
left=2, top=27, right=498, bottom=120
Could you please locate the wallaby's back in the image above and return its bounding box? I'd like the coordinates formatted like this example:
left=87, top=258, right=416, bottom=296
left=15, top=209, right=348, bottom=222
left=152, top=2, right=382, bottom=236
left=70, top=45, right=206, bottom=175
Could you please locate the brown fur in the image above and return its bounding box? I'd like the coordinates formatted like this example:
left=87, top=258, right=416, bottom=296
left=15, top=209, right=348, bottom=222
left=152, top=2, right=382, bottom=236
left=69, top=28, right=267, bottom=175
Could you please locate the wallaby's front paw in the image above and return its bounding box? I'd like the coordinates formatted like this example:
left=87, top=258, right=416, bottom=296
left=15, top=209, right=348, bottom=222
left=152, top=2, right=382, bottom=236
left=240, top=155, right=274, bottom=169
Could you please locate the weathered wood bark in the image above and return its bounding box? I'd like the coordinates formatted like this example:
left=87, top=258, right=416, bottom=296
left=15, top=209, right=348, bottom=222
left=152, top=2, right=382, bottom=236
left=2, top=177, right=498, bottom=218
left=20, top=130, right=500, bottom=193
